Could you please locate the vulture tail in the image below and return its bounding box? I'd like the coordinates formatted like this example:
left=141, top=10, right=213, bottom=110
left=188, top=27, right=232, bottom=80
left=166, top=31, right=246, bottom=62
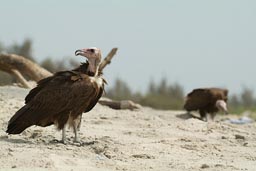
left=6, top=105, right=34, bottom=134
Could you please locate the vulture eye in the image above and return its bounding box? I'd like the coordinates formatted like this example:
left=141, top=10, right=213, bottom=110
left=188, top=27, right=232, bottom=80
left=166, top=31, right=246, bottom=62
left=89, top=49, right=95, bottom=53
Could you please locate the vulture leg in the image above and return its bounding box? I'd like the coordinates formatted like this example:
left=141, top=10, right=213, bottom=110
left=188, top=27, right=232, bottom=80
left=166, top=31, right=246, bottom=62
left=209, top=113, right=216, bottom=121
left=77, top=115, right=82, bottom=131
left=61, top=126, right=67, bottom=144
left=72, top=116, right=82, bottom=143
left=73, top=124, right=79, bottom=142
left=199, top=110, right=207, bottom=121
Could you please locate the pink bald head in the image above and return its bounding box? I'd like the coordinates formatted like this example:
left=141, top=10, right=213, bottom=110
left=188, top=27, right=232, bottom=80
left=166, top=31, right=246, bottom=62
left=75, top=47, right=102, bottom=75
left=215, top=100, right=228, bottom=114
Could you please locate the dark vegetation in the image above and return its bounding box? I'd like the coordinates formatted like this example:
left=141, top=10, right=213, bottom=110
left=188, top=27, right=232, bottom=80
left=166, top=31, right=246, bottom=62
left=0, top=39, right=256, bottom=115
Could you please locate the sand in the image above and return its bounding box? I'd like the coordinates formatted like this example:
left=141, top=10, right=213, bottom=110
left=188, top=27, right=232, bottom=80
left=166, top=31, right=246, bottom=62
left=0, top=86, right=256, bottom=171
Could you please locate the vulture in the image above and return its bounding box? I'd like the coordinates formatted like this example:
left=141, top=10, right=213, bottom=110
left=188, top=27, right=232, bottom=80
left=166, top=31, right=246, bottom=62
left=184, top=88, right=228, bottom=121
left=6, top=47, right=106, bottom=143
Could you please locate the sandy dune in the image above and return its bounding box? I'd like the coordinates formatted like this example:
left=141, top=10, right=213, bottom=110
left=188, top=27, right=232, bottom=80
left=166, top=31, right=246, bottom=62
left=0, top=86, right=256, bottom=171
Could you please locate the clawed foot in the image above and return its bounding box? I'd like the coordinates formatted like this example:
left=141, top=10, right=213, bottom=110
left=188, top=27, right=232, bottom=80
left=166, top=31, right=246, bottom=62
left=72, top=140, right=96, bottom=146
left=50, top=139, right=67, bottom=145
left=72, top=141, right=84, bottom=146
left=50, top=138, right=95, bottom=146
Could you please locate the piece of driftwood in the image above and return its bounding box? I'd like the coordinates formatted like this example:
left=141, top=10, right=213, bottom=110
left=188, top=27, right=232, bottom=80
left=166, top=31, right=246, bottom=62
left=99, top=98, right=141, bottom=110
left=0, top=53, right=52, bottom=80
left=0, top=53, right=52, bottom=88
left=99, top=48, right=118, bottom=72
left=0, top=48, right=140, bottom=110
left=11, top=69, right=32, bottom=88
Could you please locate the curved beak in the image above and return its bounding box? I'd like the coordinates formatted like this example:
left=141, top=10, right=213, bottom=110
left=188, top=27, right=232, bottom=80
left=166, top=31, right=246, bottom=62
left=75, top=49, right=83, bottom=56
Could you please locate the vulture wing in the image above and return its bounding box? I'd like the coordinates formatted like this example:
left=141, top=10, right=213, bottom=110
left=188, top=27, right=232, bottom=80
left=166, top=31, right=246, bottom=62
left=25, top=71, right=73, bottom=104
left=7, top=71, right=102, bottom=134
left=208, top=88, right=228, bottom=102
left=184, top=88, right=212, bottom=111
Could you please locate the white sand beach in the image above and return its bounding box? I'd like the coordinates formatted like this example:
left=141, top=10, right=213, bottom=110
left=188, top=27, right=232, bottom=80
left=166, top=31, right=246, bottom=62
left=0, top=86, right=255, bottom=171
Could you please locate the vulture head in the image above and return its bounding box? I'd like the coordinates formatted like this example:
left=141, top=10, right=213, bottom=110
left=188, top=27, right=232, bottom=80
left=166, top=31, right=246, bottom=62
left=75, top=47, right=102, bottom=75
left=216, top=100, right=228, bottom=114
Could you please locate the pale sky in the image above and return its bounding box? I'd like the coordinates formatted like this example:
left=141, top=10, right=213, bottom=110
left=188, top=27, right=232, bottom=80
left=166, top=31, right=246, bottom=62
left=0, top=0, right=256, bottom=94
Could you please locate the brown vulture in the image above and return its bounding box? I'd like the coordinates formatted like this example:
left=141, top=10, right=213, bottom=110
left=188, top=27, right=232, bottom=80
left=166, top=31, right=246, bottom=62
left=184, top=88, right=228, bottom=121
left=6, top=47, right=106, bottom=143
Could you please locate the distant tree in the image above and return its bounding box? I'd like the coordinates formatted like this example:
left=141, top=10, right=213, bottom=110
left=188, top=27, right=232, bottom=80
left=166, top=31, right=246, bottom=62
left=40, top=58, right=56, bottom=73
left=8, top=39, right=34, bottom=61
left=0, top=42, right=5, bottom=52
left=139, top=78, right=184, bottom=110
left=40, top=57, right=79, bottom=73
left=229, top=94, right=240, bottom=107
left=168, top=83, right=184, bottom=99
left=19, top=39, right=34, bottom=60
left=157, top=78, right=168, bottom=95
left=241, top=87, right=255, bottom=107
left=148, top=80, right=156, bottom=94
left=107, top=78, right=132, bottom=101
left=132, top=91, right=143, bottom=102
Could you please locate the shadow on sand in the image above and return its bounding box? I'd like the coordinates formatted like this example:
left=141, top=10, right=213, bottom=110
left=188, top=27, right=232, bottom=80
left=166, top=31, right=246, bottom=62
left=0, top=134, right=96, bottom=146
left=0, top=134, right=34, bottom=144
left=176, top=112, right=202, bottom=120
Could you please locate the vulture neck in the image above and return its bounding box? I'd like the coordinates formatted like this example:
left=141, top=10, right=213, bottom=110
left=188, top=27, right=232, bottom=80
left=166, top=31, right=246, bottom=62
left=73, top=62, right=99, bottom=77
left=87, top=63, right=99, bottom=77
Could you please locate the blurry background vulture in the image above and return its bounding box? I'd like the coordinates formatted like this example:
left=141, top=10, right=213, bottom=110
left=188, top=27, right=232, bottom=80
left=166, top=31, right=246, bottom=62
left=6, top=47, right=106, bottom=143
left=184, top=88, right=228, bottom=121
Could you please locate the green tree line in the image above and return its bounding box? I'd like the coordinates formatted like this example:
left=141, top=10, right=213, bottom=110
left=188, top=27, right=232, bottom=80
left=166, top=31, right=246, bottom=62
left=107, top=78, right=185, bottom=110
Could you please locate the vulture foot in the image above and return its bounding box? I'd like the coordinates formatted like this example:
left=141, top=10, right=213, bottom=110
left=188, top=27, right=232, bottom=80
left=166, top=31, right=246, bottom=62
left=72, top=140, right=96, bottom=146
left=50, top=139, right=67, bottom=145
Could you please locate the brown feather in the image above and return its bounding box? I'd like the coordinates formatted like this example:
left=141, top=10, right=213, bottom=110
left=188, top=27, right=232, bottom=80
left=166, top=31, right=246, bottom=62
left=7, top=62, right=105, bottom=134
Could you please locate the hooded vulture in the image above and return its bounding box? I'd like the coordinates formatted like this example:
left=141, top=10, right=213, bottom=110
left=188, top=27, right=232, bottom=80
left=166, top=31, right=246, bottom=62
left=184, top=88, right=228, bottom=121
left=6, top=47, right=106, bottom=143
